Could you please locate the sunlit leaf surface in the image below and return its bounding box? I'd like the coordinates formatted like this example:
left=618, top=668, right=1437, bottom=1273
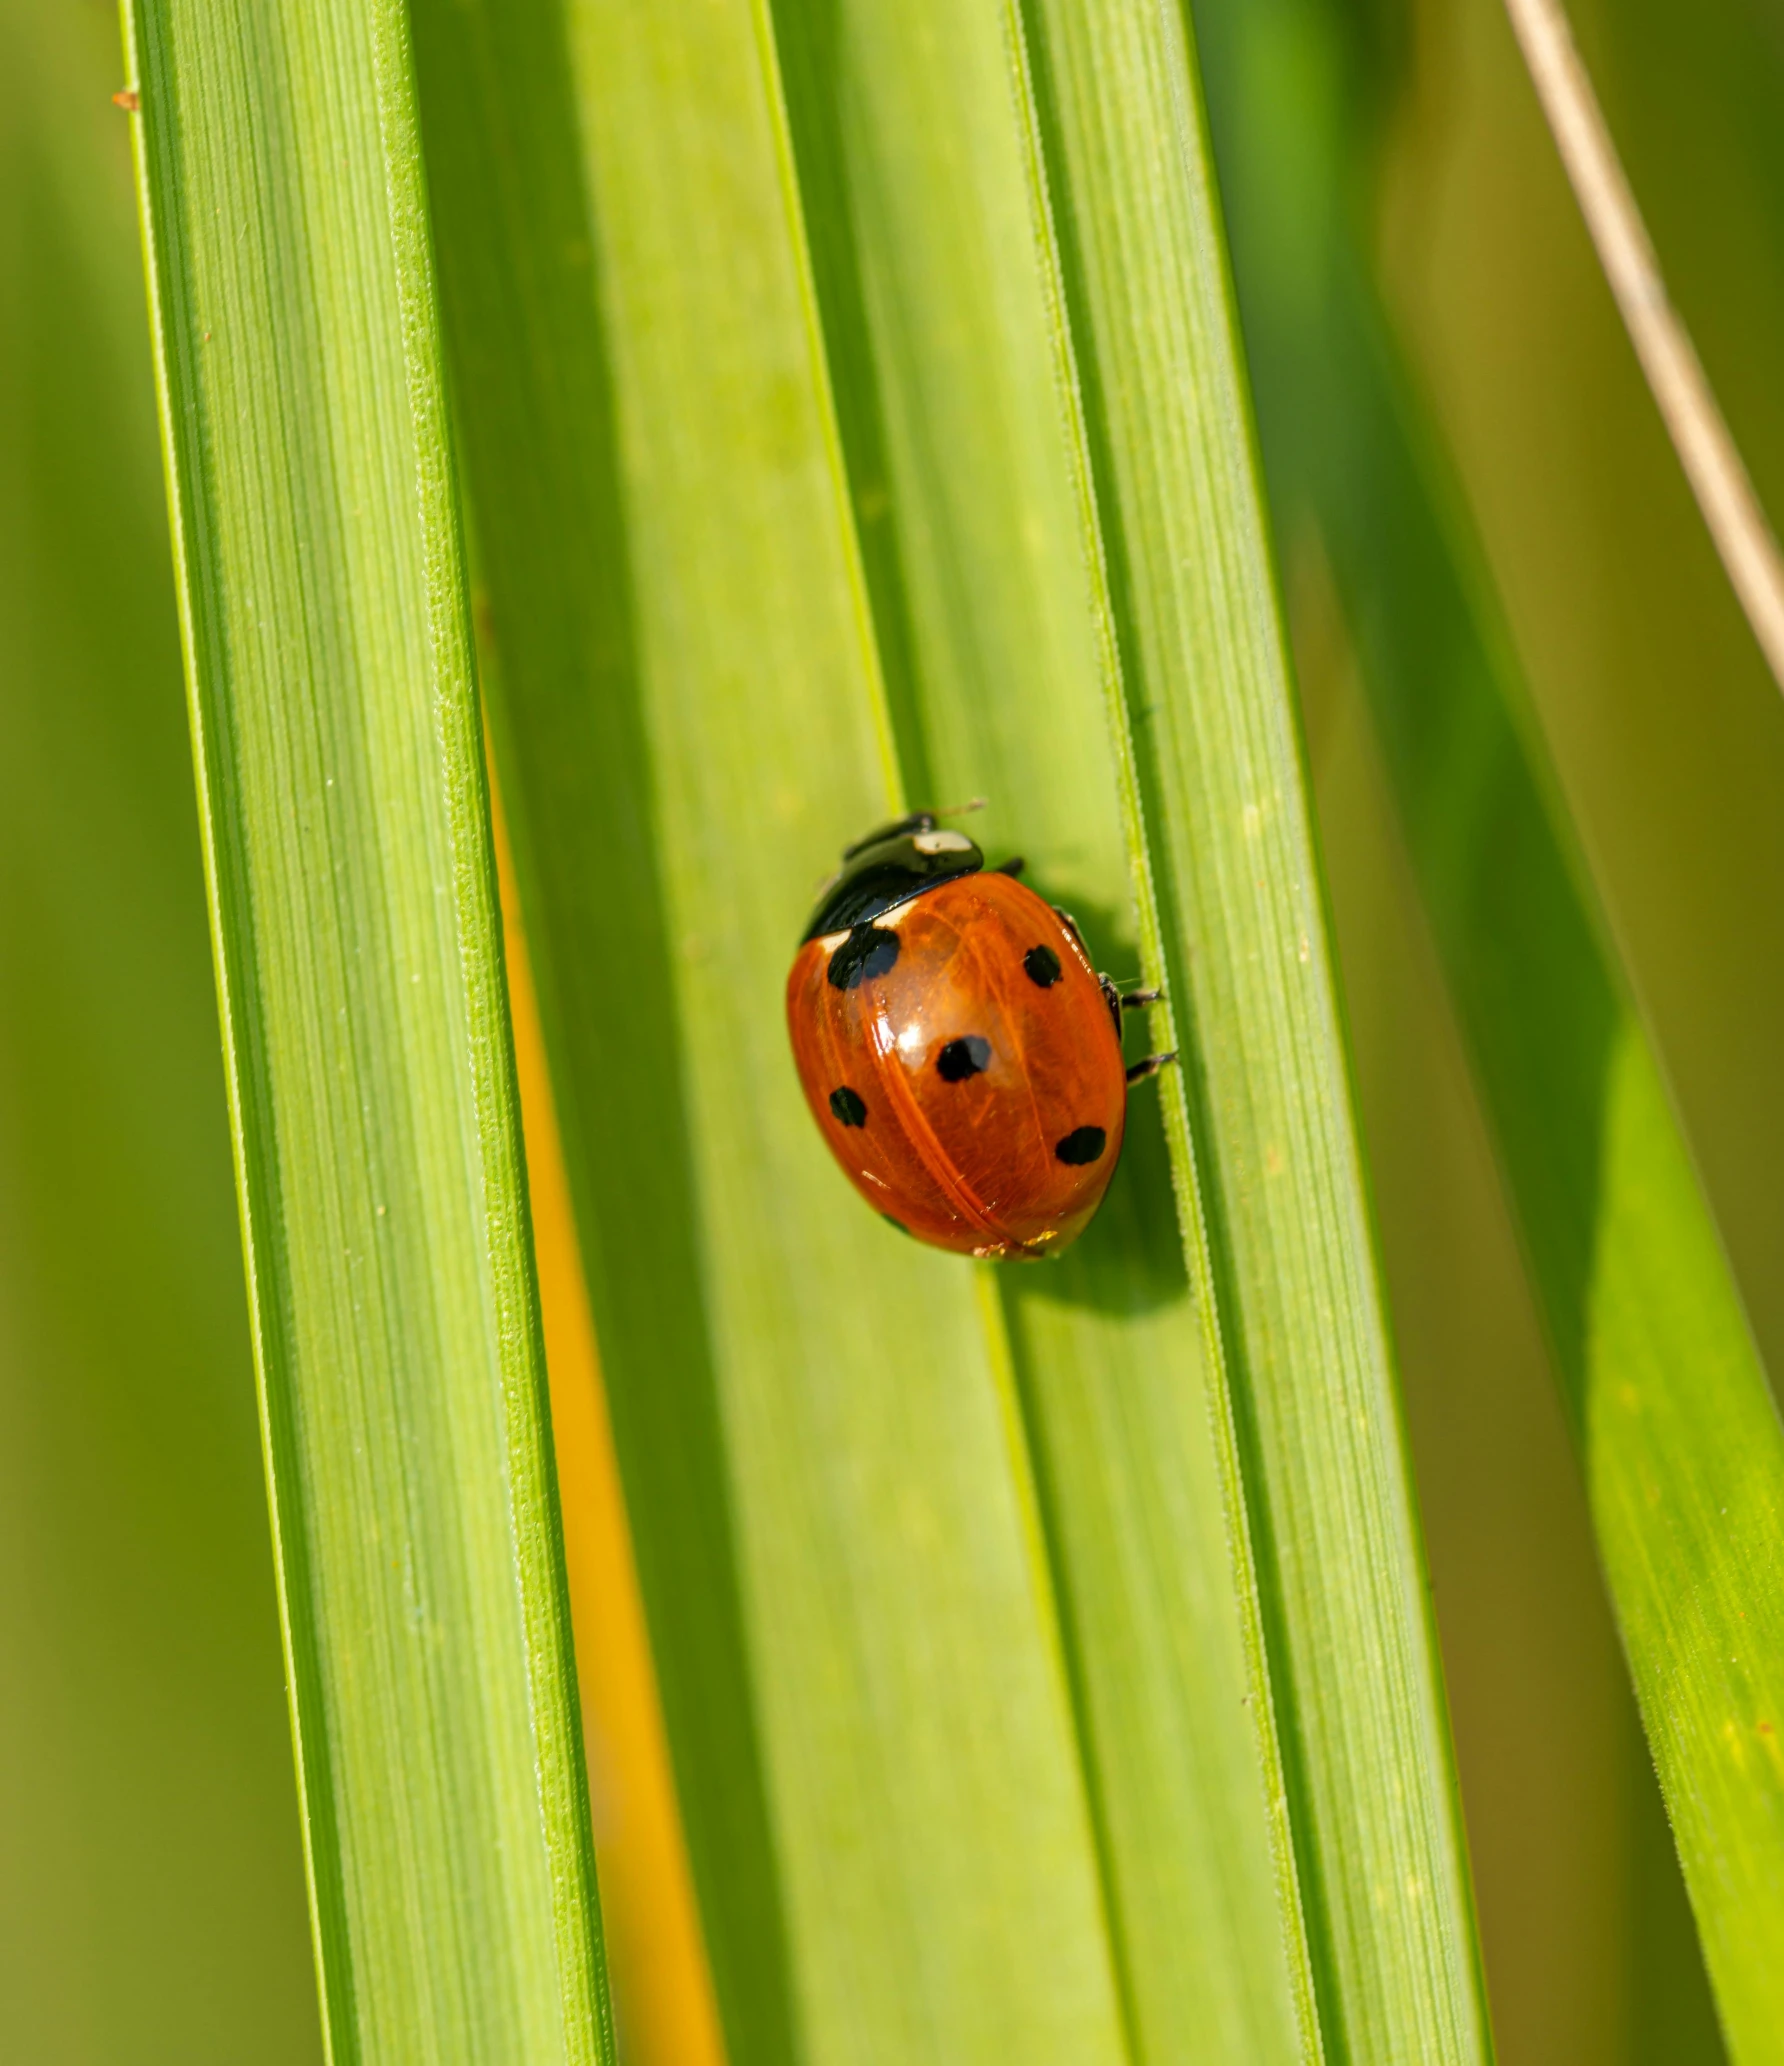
left=122, top=0, right=613, bottom=2055
left=1194, top=0, right=1784, bottom=2051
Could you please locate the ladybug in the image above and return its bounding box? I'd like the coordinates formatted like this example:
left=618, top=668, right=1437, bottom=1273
left=786, top=812, right=1174, bottom=1259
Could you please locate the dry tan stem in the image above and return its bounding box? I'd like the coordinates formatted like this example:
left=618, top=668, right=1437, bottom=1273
left=1503, top=0, right=1784, bottom=693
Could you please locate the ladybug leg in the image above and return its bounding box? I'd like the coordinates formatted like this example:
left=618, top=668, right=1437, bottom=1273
left=994, top=855, right=1027, bottom=878
left=1119, top=987, right=1162, bottom=1009
left=1126, top=1051, right=1179, bottom=1084
left=1098, top=972, right=1124, bottom=1037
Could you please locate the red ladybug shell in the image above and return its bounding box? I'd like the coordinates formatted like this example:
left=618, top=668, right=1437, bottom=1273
left=786, top=870, right=1127, bottom=1258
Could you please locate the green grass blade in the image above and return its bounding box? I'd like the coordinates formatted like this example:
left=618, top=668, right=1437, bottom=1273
left=1010, top=2, right=1493, bottom=2056
left=767, top=4, right=1321, bottom=2060
left=0, top=6, right=319, bottom=2052
left=1193, top=1, right=1784, bottom=2049
left=118, top=2, right=613, bottom=2057
left=412, top=1, right=1132, bottom=2059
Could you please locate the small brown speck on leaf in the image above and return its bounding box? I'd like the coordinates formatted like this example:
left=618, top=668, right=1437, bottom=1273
left=112, top=88, right=140, bottom=111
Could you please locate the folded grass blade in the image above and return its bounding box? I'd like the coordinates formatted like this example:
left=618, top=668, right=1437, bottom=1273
left=1192, top=0, right=1784, bottom=2049
left=769, top=2, right=1320, bottom=2058
left=414, top=0, right=1131, bottom=2058
left=0, top=5, right=319, bottom=2051
left=1005, top=2, right=1493, bottom=2055
left=119, top=1, right=613, bottom=2056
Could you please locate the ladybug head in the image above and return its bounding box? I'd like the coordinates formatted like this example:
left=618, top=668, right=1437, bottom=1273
left=801, top=813, right=985, bottom=942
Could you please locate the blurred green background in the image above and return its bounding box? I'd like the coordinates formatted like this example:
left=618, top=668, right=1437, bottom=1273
left=4, top=0, right=1781, bottom=2058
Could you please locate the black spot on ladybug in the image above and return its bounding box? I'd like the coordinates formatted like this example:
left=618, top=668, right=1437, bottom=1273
left=1024, top=944, right=1062, bottom=988
left=1055, top=1125, right=1106, bottom=1166
left=829, top=1086, right=868, bottom=1127
left=881, top=1214, right=911, bottom=1236
left=936, top=1035, right=992, bottom=1082
left=828, top=923, right=900, bottom=989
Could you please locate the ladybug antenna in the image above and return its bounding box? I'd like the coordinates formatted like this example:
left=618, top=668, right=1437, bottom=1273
left=932, top=796, right=987, bottom=821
